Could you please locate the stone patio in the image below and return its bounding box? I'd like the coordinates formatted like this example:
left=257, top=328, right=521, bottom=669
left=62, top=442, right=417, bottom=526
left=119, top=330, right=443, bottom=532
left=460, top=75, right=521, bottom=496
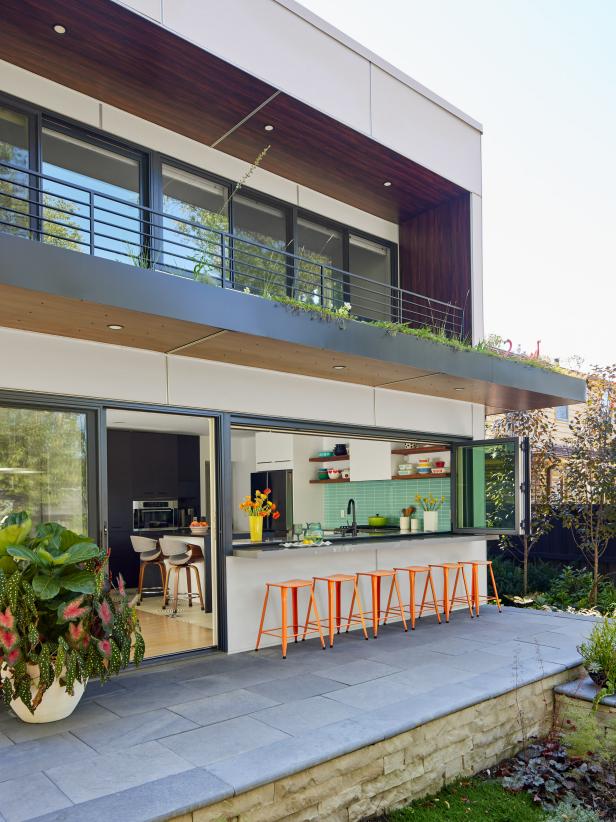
left=0, top=607, right=596, bottom=822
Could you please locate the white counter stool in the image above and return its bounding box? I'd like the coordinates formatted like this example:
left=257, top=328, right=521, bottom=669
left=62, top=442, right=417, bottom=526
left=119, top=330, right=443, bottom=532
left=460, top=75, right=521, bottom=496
left=160, top=536, right=205, bottom=614
left=130, top=536, right=166, bottom=605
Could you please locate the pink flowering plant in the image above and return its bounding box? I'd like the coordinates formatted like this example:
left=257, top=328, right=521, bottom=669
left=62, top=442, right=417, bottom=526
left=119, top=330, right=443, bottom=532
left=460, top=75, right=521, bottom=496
left=0, top=512, right=144, bottom=713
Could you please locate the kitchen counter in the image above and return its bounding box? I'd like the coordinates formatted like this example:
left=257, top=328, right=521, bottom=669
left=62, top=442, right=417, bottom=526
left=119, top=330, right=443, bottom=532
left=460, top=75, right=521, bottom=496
left=225, top=533, right=488, bottom=653
left=232, top=529, right=458, bottom=556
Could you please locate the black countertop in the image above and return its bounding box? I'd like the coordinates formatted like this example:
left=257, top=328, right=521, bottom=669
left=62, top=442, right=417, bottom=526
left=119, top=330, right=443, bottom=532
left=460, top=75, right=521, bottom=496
left=231, top=527, right=455, bottom=552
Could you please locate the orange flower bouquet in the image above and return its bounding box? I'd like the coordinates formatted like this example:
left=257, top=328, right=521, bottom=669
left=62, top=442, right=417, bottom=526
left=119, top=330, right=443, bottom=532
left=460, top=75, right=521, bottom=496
left=240, top=489, right=280, bottom=542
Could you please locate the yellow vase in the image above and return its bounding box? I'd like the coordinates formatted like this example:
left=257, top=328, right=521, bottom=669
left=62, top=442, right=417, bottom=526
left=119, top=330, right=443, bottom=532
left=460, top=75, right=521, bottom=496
left=249, top=515, right=264, bottom=543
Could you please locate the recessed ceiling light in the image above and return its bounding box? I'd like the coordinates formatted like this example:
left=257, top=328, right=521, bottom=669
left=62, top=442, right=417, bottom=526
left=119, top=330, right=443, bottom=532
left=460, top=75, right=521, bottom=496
left=53, top=24, right=66, bottom=34
left=333, top=365, right=346, bottom=370
left=383, top=181, right=392, bottom=187
left=107, top=324, right=124, bottom=331
left=264, top=124, right=274, bottom=132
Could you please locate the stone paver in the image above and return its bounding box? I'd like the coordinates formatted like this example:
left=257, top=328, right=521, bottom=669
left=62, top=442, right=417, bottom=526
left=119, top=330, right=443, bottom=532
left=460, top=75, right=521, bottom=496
left=0, top=606, right=595, bottom=821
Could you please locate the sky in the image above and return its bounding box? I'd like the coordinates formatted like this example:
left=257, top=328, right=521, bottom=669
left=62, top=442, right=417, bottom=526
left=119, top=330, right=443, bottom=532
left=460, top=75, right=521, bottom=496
left=300, top=0, right=616, bottom=369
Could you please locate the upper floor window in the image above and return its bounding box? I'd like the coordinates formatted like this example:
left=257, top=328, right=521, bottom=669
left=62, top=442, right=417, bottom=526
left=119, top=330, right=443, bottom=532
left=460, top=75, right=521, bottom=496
left=348, top=234, right=392, bottom=321
left=41, top=127, right=142, bottom=264
left=555, top=405, right=569, bottom=421
left=161, top=163, right=229, bottom=282
left=295, top=217, right=344, bottom=308
left=232, top=194, right=288, bottom=296
left=0, top=106, right=30, bottom=237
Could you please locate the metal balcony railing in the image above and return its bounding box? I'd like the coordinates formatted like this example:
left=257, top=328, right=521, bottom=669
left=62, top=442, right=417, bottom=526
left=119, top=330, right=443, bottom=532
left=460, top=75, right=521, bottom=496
left=0, top=160, right=465, bottom=336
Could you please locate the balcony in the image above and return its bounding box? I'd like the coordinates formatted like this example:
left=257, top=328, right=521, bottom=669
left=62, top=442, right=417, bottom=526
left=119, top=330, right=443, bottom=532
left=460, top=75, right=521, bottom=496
left=0, top=160, right=465, bottom=339
left=0, top=161, right=585, bottom=413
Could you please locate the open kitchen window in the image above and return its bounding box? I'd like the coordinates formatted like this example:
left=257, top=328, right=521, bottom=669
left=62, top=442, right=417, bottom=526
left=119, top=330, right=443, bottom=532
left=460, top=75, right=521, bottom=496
left=453, top=437, right=530, bottom=536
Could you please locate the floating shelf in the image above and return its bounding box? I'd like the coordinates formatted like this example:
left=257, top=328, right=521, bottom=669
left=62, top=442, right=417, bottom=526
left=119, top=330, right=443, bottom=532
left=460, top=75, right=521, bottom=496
left=308, top=454, right=349, bottom=463
left=391, top=446, right=451, bottom=456
left=309, top=477, right=350, bottom=484
left=391, top=473, right=451, bottom=481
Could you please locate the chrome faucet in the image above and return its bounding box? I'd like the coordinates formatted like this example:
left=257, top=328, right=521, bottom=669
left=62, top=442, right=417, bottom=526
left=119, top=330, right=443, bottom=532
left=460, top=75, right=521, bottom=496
left=347, top=498, right=357, bottom=536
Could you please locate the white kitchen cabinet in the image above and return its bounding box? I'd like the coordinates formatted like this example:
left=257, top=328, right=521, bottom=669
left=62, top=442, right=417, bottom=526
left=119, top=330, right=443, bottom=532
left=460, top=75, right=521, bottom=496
left=350, top=440, right=391, bottom=481
left=255, top=431, right=294, bottom=470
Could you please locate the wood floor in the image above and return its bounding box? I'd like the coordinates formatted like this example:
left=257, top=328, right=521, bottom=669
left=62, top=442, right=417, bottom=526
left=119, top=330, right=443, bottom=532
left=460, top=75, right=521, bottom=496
left=136, top=610, right=215, bottom=659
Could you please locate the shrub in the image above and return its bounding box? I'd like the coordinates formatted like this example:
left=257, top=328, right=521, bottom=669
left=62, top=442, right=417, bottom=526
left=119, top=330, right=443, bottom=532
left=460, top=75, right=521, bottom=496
left=578, top=616, right=616, bottom=703
left=545, top=797, right=601, bottom=822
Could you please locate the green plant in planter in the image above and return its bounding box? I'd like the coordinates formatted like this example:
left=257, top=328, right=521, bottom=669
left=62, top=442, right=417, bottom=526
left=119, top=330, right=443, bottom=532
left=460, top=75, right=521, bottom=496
left=0, top=511, right=144, bottom=714
left=578, top=616, right=616, bottom=707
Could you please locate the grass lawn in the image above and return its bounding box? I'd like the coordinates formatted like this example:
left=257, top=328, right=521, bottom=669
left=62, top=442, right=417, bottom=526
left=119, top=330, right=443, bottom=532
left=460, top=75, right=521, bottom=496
left=385, top=779, right=545, bottom=821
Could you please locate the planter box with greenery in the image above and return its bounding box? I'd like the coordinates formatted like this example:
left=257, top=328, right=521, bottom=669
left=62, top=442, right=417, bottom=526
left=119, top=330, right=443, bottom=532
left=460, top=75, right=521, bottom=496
left=0, top=512, right=144, bottom=723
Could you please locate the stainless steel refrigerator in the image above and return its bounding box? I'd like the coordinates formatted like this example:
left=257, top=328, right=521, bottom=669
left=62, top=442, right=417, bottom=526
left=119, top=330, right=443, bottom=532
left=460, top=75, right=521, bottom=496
left=250, top=469, right=293, bottom=536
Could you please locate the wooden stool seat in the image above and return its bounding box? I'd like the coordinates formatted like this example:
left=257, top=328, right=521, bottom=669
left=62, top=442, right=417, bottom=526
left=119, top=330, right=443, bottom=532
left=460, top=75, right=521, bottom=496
left=457, top=560, right=502, bottom=614
left=389, top=566, right=441, bottom=629
left=256, top=579, right=324, bottom=658
left=304, top=574, right=368, bottom=647
left=350, top=570, right=408, bottom=638
left=429, top=562, right=473, bottom=622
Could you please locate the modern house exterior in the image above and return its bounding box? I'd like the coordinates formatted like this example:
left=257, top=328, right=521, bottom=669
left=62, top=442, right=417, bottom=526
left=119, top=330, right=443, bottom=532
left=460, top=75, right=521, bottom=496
left=0, top=0, right=586, bottom=659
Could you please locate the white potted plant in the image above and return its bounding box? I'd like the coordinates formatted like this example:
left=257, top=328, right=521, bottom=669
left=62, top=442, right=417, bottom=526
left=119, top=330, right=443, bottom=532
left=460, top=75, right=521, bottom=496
left=0, top=512, right=144, bottom=723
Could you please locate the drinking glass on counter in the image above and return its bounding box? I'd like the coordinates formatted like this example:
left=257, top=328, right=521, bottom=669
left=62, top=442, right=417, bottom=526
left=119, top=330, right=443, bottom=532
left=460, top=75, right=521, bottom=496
left=304, top=522, right=324, bottom=541
left=292, top=522, right=305, bottom=542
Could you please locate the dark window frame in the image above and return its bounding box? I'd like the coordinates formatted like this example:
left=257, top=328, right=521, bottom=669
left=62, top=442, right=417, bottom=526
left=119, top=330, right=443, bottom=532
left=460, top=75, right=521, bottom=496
left=0, top=89, right=399, bottom=311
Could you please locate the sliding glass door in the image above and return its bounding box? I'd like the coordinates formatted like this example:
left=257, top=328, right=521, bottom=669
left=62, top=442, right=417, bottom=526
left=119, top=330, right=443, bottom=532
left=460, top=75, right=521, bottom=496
left=0, top=403, right=97, bottom=538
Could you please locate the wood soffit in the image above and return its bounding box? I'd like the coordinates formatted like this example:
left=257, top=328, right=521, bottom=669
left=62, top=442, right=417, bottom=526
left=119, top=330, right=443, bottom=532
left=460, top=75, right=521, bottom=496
left=0, top=284, right=575, bottom=414
left=1, top=0, right=466, bottom=222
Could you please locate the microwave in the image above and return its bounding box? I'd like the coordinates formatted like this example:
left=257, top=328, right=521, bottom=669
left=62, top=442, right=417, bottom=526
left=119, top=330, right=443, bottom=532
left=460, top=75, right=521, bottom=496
left=132, top=499, right=178, bottom=532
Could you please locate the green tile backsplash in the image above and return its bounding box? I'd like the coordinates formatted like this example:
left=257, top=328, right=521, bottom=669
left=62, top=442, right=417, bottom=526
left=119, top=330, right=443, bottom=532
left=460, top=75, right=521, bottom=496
left=323, top=478, right=451, bottom=531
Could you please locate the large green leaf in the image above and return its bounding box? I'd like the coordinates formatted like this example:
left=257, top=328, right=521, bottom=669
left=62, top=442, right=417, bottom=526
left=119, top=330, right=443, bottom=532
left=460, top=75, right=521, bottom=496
left=60, top=569, right=96, bottom=594
left=59, top=530, right=92, bottom=552
left=32, top=573, right=61, bottom=600
left=0, top=515, right=33, bottom=552
left=7, top=545, right=39, bottom=565
left=37, top=549, right=56, bottom=567
left=54, top=542, right=101, bottom=566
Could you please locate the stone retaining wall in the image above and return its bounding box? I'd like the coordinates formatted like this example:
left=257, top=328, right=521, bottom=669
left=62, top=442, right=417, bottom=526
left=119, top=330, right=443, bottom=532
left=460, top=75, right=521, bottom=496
left=171, top=667, right=581, bottom=822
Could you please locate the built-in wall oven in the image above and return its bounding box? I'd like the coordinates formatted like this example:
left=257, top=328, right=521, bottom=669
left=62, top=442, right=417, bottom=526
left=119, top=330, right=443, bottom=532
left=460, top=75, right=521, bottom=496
left=132, top=499, right=178, bottom=532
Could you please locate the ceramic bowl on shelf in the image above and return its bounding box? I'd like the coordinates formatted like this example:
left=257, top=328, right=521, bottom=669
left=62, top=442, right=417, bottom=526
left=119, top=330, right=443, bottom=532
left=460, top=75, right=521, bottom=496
left=416, top=467, right=431, bottom=475
left=431, top=467, right=447, bottom=475
left=317, top=451, right=334, bottom=458
left=327, top=468, right=341, bottom=480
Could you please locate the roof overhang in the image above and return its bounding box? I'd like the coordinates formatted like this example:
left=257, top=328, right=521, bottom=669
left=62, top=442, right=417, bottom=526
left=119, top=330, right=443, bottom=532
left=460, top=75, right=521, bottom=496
left=0, top=0, right=467, bottom=223
left=0, top=235, right=586, bottom=414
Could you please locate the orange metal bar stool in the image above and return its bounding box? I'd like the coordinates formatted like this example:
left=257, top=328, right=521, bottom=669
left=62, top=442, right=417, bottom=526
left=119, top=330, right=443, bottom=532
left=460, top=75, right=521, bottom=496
left=387, top=566, right=441, bottom=629
left=303, top=574, right=368, bottom=647
left=348, top=570, right=407, bottom=638
left=256, top=579, right=325, bottom=658
left=429, top=562, right=473, bottom=622
left=457, top=560, right=502, bottom=615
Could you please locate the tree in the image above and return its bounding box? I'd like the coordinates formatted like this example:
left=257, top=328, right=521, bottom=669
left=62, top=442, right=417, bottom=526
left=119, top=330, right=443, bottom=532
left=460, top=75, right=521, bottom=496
left=560, top=364, right=616, bottom=605
left=488, top=409, right=557, bottom=595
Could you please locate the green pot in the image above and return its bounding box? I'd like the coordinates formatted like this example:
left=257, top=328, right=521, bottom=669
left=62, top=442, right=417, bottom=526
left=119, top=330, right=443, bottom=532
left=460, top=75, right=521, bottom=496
left=368, top=515, right=387, bottom=527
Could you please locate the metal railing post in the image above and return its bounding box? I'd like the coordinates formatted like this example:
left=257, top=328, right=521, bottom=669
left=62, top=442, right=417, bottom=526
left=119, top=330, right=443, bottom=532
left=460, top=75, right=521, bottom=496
left=88, top=191, right=95, bottom=256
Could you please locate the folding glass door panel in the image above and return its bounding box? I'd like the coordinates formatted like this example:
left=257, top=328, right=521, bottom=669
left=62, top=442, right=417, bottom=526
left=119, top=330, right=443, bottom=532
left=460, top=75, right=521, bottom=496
left=454, top=437, right=529, bottom=536
left=0, top=404, right=95, bottom=537
left=41, top=128, right=142, bottom=264
left=161, top=163, right=229, bottom=283
left=0, top=106, right=31, bottom=238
